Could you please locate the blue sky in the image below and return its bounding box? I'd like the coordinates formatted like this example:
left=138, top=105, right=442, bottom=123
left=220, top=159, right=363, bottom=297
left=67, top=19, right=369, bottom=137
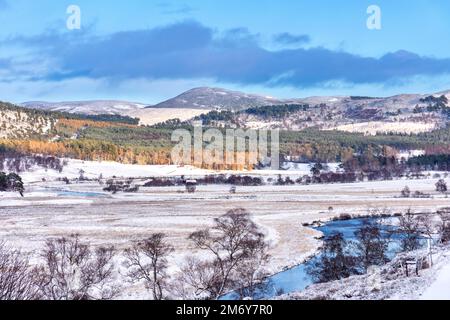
left=1, top=0, right=450, bottom=103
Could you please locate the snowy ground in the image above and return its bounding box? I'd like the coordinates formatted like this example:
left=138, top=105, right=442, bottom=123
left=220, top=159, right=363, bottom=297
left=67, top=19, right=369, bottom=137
left=277, top=246, right=450, bottom=300
left=331, top=121, right=438, bottom=135
left=127, top=108, right=208, bottom=126
left=421, top=253, right=450, bottom=300
left=1, top=160, right=450, bottom=299
left=17, top=159, right=337, bottom=184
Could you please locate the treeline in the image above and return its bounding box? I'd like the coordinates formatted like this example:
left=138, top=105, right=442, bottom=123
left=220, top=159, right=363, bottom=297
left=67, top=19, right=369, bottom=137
left=0, top=144, right=65, bottom=173
left=280, top=126, right=450, bottom=162
left=6, top=95, right=450, bottom=167
left=191, top=104, right=311, bottom=124
left=0, top=138, right=260, bottom=170
left=0, top=139, right=172, bottom=165
left=407, top=154, right=450, bottom=171
left=244, top=104, right=310, bottom=119
left=54, top=118, right=137, bottom=139
left=414, top=95, right=450, bottom=117
left=144, top=175, right=264, bottom=187
left=350, top=96, right=379, bottom=100
left=419, top=95, right=448, bottom=107
left=0, top=152, right=65, bottom=173
left=193, top=110, right=234, bottom=125
left=154, top=108, right=450, bottom=163
left=61, top=113, right=140, bottom=125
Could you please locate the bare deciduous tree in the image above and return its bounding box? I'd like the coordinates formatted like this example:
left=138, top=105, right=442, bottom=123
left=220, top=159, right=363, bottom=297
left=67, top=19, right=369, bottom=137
left=307, top=232, right=359, bottom=283
left=396, top=210, right=422, bottom=252
left=234, top=236, right=270, bottom=299
left=401, top=186, right=411, bottom=198
left=124, top=233, right=174, bottom=300
left=174, top=256, right=222, bottom=300
left=436, top=179, right=448, bottom=194
left=186, top=208, right=270, bottom=300
left=353, top=220, right=390, bottom=271
left=37, top=235, right=118, bottom=300
left=0, top=242, right=42, bottom=300
left=416, top=214, right=437, bottom=240
left=438, top=209, right=450, bottom=243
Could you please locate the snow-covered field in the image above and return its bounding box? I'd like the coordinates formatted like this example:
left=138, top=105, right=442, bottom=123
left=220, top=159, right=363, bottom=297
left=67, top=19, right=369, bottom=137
left=127, top=107, right=208, bottom=126
left=17, top=159, right=336, bottom=183
left=1, top=160, right=450, bottom=299
left=331, top=121, right=438, bottom=135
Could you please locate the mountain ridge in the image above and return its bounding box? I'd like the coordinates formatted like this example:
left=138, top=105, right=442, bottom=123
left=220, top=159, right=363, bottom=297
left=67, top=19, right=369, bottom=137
left=20, top=100, right=148, bottom=116
left=19, top=87, right=450, bottom=115
left=151, top=87, right=285, bottom=111
left=13, top=87, right=450, bottom=134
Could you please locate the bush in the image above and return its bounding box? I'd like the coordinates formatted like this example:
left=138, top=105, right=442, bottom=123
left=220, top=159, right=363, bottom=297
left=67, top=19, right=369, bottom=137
left=0, top=172, right=24, bottom=196
left=104, top=179, right=139, bottom=193
left=401, top=186, right=411, bottom=198
left=436, top=179, right=448, bottom=193
left=333, top=213, right=352, bottom=221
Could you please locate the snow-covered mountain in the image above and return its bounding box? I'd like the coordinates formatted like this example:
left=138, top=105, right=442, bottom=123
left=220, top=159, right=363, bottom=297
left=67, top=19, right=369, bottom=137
left=20, top=100, right=147, bottom=116
left=162, top=88, right=449, bottom=134
left=152, top=87, right=284, bottom=111
left=15, top=87, right=450, bottom=133
left=150, top=86, right=450, bottom=113
left=20, top=88, right=450, bottom=115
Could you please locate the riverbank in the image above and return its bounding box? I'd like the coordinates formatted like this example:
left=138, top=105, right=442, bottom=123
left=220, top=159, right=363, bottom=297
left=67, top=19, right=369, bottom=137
left=276, top=245, right=450, bottom=300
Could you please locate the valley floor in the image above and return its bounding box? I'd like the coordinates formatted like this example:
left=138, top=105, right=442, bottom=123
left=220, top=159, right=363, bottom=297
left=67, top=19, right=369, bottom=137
left=1, top=159, right=449, bottom=299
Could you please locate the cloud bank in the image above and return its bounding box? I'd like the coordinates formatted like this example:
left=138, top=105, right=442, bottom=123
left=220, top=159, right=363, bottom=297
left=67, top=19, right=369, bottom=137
left=4, top=20, right=450, bottom=89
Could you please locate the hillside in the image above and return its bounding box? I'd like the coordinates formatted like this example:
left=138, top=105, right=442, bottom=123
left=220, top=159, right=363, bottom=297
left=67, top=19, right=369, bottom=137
left=152, top=87, right=284, bottom=111
left=5, top=94, right=450, bottom=166
left=20, top=99, right=207, bottom=126
left=189, top=91, right=450, bottom=134
left=0, top=102, right=55, bottom=139
left=2, top=86, right=450, bottom=167
left=18, top=87, right=450, bottom=133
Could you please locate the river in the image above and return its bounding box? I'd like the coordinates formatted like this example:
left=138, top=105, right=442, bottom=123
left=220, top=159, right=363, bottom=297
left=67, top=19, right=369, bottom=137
left=224, top=216, right=424, bottom=300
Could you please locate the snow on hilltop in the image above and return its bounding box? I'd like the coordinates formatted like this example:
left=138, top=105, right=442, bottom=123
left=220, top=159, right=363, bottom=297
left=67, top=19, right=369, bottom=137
left=20, top=100, right=147, bottom=116
left=152, top=87, right=284, bottom=111
left=13, top=86, right=450, bottom=132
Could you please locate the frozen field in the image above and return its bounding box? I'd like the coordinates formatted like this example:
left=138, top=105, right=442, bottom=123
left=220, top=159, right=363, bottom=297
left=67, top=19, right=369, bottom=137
left=1, top=161, right=449, bottom=298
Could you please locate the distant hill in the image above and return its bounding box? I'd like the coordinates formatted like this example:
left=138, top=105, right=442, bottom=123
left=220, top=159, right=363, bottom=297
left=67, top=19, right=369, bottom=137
left=180, top=89, right=450, bottom=134
left=9, top=86, right=450, bottom=134
left=20, top=88, right=450, bottom=116
left=20, top=100, right=147, bottom=116
left=151, top=87, right=285, bottom=111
